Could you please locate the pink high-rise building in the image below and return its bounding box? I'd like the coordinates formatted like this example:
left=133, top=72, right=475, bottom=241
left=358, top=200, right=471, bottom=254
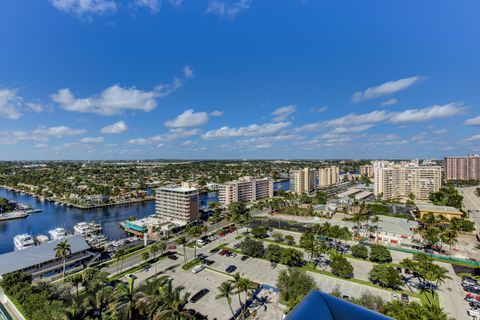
left=444, top=155, right=480, bottom=180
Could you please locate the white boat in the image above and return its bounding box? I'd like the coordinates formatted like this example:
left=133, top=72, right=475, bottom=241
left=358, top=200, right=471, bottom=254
left=13, top=234, right=35, bottom=250
left=48, top=227, right=67, bottom=240
left=74, top=221, right=102, bottom=236
left=36, top=234, right=49, bottom=244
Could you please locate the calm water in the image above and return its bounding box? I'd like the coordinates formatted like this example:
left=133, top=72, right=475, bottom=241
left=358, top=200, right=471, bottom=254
left=0, top=189, right=220, bottom=254
left=0, top=185, right=285, bottom=254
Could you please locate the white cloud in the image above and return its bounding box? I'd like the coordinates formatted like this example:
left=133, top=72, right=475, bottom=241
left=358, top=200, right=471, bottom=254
left=33, top=126, right=87, bottom=137
left=272, top=104, right=296, bottom=122
left=50, top=0, right=117, bottom=15
left=206, top=0, right=251, bottom=19
left=128, top=128, right=199, bottom=145
left=134, top=0, right=160, bottom=12
left=313, top=106, right=327, bottom=113
left=0, top=125, right=86, bottom=145
left=183, top=65, right=194, bottom=79
left=388, top=103, right=464, bottom=124
left=326, top=110, right=389, bottom=127
left=168, top=0, right=183, bottom=6
left=101, top=121, right=128, bottom=134
left=164, top=109, right=209, bottom=128
left=34, top=144, right=48, bottom=148
left=433, top=129, right=447, bottom=135
left=380, top=98, right=398, bottom=106
left=52, top=66, right=191, bottom=116
left=331, top=124, right=374, bottom=134
left=210, top=110, right=223, bottom=117
left=465, top=116, right=480, bottom=126
left=81, top=136, right=104, bottom=143
left=0, top=88, right=23, bottom=119
left=352, top=76, right=424, bottom=103
left=202, top=122, right=289, bottom=140
left=465, top=135, right=480, bottom=142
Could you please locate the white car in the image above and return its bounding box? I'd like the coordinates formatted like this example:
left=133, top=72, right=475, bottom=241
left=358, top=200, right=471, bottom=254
left=192, top=264, right=205, bottom=274
left=468, top=308, right=480, bottom=319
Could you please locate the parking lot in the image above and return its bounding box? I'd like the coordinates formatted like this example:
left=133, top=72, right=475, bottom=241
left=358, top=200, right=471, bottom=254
left=123, top=225, right=472, bottom=319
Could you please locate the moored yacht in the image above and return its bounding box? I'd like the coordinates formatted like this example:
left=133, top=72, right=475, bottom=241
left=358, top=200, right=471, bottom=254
left=13, top=234, right=35, bottom=250
left=74, top=221, right=103, bottom=236
left=48, top=227, right=67, bottom=240
left=36, top=234, right=50, bottom=244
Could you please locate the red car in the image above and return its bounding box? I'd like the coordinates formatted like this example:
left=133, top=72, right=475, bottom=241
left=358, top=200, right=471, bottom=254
left=219, top=249, right=230, bottom=256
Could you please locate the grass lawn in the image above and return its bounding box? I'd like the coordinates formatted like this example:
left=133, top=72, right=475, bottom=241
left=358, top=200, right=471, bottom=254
left=181, top=258, right=202, bottom=270
left=110, top=263, right=149, bottom=281
left=300, top=262, right=420, bottom=299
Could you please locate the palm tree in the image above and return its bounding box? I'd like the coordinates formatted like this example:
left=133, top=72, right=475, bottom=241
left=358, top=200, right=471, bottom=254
left=153, top=279, right=191, bottom=319
left=370, top=215, right=381, bottom=243
left=176, top=236, right=187, bottom=264
left=216, top=281, right=236, bottom=319
left=64, top=301, right=87, bottom=320
left=114, top=248, right=126, bottom=273
left=55, top=240, right=71, bottom=281
left=150, top=243, right=159, bottom=278
left=111, top=278, right=139, bottom=320
left=229, top=273, right=244, bottom=312
left=237, top=277, right=255, bottom=315
left=423, top=303, right=448, bottom=320
left=187, top=225, right=203, bottom=258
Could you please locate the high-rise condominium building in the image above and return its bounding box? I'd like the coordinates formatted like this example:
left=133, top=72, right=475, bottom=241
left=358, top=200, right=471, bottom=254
left=318, top=166, right=340, bottom=187
left=444, top=155, right=480, bottom=180
left=290, top=168, right=316, bottom=194
left=155, top=187, right=199, bottom=223
left=359, top=165, right=374, bottom=178
left=373, top=165, right=441, bottom=200
left=219, top=176, right=273, bottom=206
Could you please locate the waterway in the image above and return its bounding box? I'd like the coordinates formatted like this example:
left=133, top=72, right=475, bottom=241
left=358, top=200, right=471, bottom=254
left=0, top=182, right=288, bottom=254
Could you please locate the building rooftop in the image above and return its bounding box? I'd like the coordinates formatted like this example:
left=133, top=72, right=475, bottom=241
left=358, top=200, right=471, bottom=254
left=336, top=188, right=361, bottom=198
left=354, top=191, right=373, bottom=200
left=157, top=186, right=197, bottom=192
left=415, top=203, right=462, bottom=214
left=286, top=289, right=391, bottom=320
left=0, top=235, right=90, bottom=277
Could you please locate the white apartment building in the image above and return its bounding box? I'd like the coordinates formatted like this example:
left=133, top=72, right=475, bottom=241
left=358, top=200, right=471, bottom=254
left=155, top=187, right=199, bottom=223
left=318, top=166, right=340, bottom=187
left=373, top=165, right=441, bottom=200
left=219, top=176, right=273, bottom=206
left=359, top=165, right=374, bottom=178
left=290, top=168, right=316, bottom=194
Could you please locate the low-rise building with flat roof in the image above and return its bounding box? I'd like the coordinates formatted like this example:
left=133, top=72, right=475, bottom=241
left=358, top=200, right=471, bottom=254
left=415, top=203, right=463, bottom=220
left=0, top=235, right=95, bottom=280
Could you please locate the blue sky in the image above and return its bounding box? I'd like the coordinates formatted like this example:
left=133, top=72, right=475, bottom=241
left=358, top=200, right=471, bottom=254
left=0, top=0, right=479, bottom=160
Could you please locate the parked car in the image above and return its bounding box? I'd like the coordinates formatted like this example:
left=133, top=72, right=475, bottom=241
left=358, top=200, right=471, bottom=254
left=190, top=289, right=210, bottom=303
left=125, top=274, right=137, bottom=280
left=230, top=253, right=237, bottom=258
left=225, top=265, right=237, bottom=273
left=210, top=247, right=220, bottom=254
left=167, top=254, right=178, bottom=260
left=192, top=265, right=205, bottom=274
left=204, top=259, right=215, bottom=266
left=401, top=293, right=409, bottom=303
left=468, top=308, right=480, bottom=319
left=270, top=262, right=277, bottom=269
left=240, top=255, right=250, bottom=261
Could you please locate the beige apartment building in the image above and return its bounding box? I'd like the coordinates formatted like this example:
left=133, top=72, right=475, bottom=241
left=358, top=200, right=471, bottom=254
left=373, top=165, right=441, bottom=200
left=360, top=165, right=374, bottom=178
left=290, top=168, right=316, bottom=194
left=219, top=176, right=273, bottom=206
left=155, top=187, right=199, bottom=223
left=318, top=166, right=340, bottom=187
